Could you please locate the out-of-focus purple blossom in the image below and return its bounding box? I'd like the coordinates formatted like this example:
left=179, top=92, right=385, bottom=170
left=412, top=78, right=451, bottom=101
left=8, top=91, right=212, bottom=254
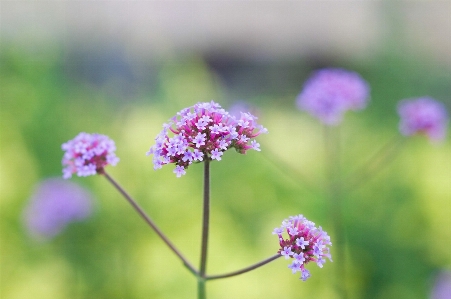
left=273, top=214, right=332, bottom=281
left=431, top=270, right=451, bottom=299
left=62, top=132, right=119, bottom=179
left=147, top=101, right=267, bottom=177
left=23, top=178, right=93, bottom=240
left=296, top=68, right=370, bottom=125
left=228, top=101, right=259, bottom=119
left=397, top=97, right=448, bottom=142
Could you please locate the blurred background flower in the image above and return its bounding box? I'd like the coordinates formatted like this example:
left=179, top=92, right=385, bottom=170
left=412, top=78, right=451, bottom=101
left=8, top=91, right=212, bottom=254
left=23, top=178, right=94, bottom=240
left=430, top=270, right=451, bottom=299
left=397, top=97, right=448, bottom=142
left=296, top=68, right=370, bottom=125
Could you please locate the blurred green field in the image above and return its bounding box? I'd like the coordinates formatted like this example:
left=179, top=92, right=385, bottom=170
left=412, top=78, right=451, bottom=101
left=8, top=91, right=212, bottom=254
left=0, top=45, right=450, bottom=299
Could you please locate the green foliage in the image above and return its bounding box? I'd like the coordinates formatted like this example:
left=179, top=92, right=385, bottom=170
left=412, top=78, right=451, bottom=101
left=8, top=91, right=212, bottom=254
left=1, top=45, right=450, bottom=299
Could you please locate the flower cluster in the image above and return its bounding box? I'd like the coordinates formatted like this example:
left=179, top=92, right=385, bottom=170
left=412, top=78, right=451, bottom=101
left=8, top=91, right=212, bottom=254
left=62, top=132, right=119, bottom=179
left=23, top=178, right=93, bottom=239
left=296, top=68, right=370, bottom=125
left=147, top=101, right=267, bottom=177
left=431, top=270, right=451, bottom=299
left=397, top=97, right=448, bottom=142
left=273, top=215, right=332, bottom=281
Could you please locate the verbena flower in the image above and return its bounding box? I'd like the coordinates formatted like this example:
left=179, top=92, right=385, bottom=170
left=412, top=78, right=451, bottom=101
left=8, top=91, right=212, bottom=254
left=228, top=101, right=258, bottom=119
left=23, top=178, right=93, bottom=239
left=431, top=270, right=451, bottom=299
left=273, top=214, right=332, bottom=281
left=62, top=132, right=119, bottom=179
left=296, top=68, right=370, bottom=125
left=397, top=97, right=448, bottom=142
left=147, top=101, right=267, bottom=177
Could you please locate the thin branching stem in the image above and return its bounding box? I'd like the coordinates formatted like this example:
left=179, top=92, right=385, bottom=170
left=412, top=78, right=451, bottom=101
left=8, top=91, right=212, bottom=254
left=324, top=125, right=347, bottom=299
left=102, top=170, right=198, bottom=276
left=199, top=158, right=211, bottom=276
left=198, top=158, right=211, bottom=299
left=205, top=254, right=282, bottom=281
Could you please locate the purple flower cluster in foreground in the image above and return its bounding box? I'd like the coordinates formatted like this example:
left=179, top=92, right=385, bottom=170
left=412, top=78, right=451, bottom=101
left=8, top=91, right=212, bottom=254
left=62, top=132, right=119, bottom=179
left=296, top=68, right=370, bottom=125
left=273, top=215, right=332, bottom=281
left=23, top=178, right=93, bottom=239
left=398, top=97, right=448, bottom=142
left=147, top=101, right=267, bottom=177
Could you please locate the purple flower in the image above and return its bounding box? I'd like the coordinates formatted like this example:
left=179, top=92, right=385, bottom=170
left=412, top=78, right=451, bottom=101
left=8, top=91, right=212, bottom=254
left=397, top=97, right=448, bottom=142
left=300, top=268, right=311, bottom=281
left=210, top=148, right=223, bottom=161
left=273, top=214, right=332, bottom=281
left=147, top=101, right=267, bottom=177
left=62, top=132, right=119, bottom=179
left=296, top=68, right=370, bottom=125
left=272, top=227, right=284, bottom=235
left=23, top=178, right=93, bottom=240
left=431, top=270, right=451, bottom=299
left=296, top=237, right=309, bottom=249
left=228, top=101, right=259, bottom=119
left=293, top=253, right=306, bottom=264
left=173, top=165, right=186, bottom=177
left=288, top=260, right=302, bottom=273
left=281, top=246, right=294, bottom=259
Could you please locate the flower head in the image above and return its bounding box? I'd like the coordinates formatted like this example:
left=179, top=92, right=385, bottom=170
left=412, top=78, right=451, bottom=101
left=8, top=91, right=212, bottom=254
left=23, top=178, right=93, bottom=240
left=431, top=270, right=451, bottom=299
left=397, top=97, right=448, bottom=142
left=62, top=132, right=119, bottom=179
left=296, top=68, right=370, bottom=125
left=273, top=214, right=332, bottom=281
left=147, top=101, right=267, bottom=177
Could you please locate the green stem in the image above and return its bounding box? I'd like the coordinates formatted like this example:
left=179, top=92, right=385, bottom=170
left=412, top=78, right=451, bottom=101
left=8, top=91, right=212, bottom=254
left=205, top=254, right=281, bottom=280
left=324, top=125, right=347, bottom=299
left=197, top=278, right=206, bottom=299
left=199, top=158, right=210, bottom=297
left=102, top=170, right=198, bottom=276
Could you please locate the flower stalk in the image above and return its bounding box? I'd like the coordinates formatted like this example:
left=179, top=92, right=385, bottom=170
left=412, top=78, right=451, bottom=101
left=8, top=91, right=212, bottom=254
left=199, top=158, right=211, bottom=276
left=102, top=170, right=198, bottom=276
left=205, top=254, right=281, bottom=281
left=324, top=125, right=347, bottom=299
left=198, top=157, right=210, bottom=299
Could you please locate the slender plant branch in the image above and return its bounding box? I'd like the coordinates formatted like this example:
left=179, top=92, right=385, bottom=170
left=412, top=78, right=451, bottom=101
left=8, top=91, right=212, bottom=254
left=197, top=278, right=206, bottom=299
left=344, top=135, right=404, bottom=192
left=198, top=158, right=211, bottom=299
left=205, top=254, right=282, bottom=281
left=324, top=125, right=347, bottom=299
left=102, top=170, right=198, bottom=276
left=199, top=158, right=211, bottom=276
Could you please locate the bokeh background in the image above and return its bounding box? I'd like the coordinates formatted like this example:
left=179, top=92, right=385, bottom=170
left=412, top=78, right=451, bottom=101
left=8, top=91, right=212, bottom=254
left=1, top=1, right=450, bottom=299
